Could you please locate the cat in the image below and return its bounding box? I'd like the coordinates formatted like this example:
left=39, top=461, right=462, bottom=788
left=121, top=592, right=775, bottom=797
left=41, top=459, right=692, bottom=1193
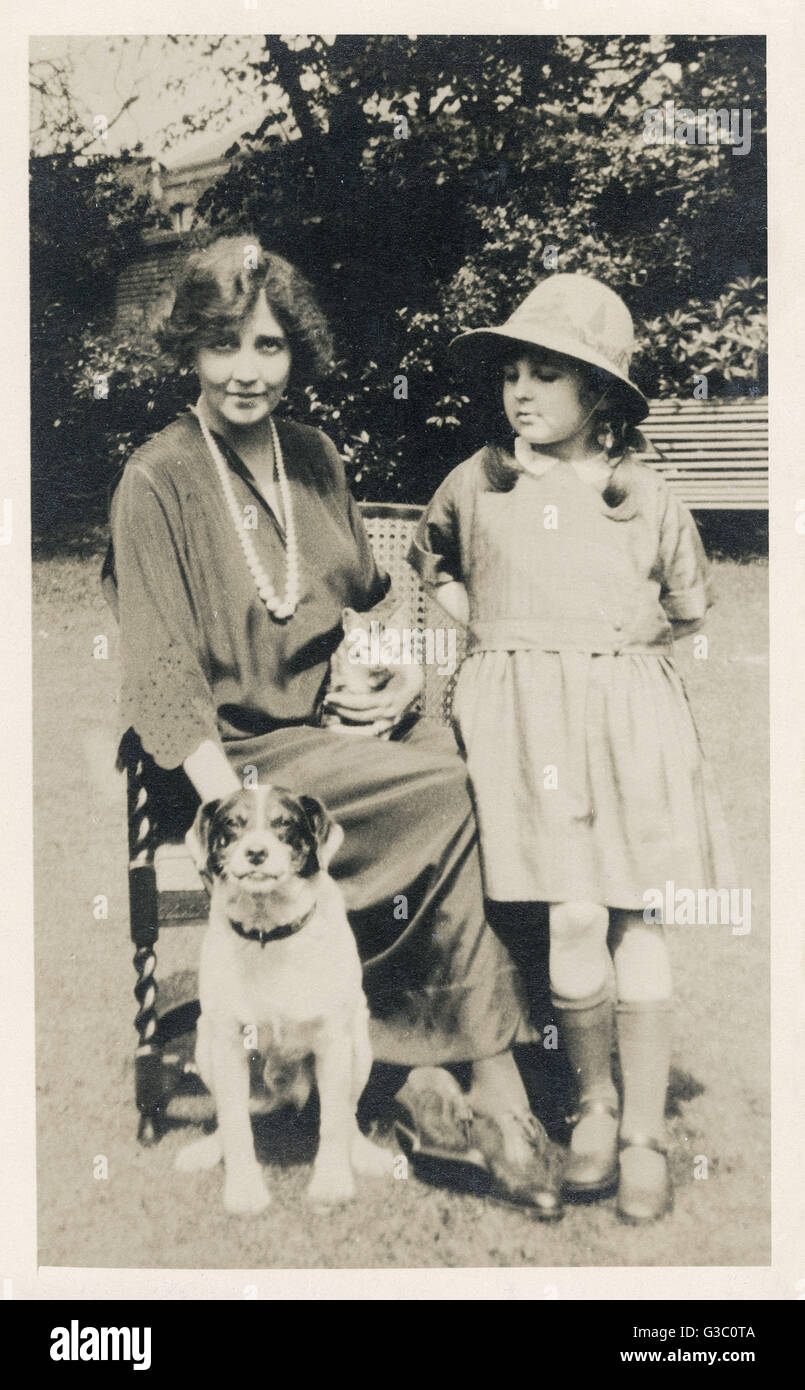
left=320, top=600, right=420, bottom=738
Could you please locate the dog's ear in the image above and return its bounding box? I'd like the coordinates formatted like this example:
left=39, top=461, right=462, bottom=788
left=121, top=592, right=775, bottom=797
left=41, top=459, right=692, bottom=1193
left=187, top=798, right=222, bottom=879
left=298, top=795, right=344, bottom=875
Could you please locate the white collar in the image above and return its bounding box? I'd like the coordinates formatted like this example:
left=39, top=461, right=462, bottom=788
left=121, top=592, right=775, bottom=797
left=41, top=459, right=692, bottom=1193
left=512, top=435, right=613, bottom=488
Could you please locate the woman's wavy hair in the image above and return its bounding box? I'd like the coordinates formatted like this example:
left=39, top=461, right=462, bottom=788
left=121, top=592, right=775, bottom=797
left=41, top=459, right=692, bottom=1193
left=158, top=234, right=333, bottom=384
left=476, top=345, right=647, bottom=508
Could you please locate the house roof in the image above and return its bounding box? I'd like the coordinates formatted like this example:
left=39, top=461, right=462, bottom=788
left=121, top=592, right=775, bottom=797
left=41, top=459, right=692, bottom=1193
left=159, top=109, right=291, bottom=173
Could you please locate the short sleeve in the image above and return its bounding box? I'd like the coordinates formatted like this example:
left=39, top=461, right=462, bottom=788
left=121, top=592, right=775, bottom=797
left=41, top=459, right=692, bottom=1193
left=345, top=489, right=393, bottom=608
left=407, top=466, right=464, bottom=586
left=106, top=463, right=221, bottom=770
left=657, top=485, right=713, bottom=623
left=317, top=430, right=391, bottom=609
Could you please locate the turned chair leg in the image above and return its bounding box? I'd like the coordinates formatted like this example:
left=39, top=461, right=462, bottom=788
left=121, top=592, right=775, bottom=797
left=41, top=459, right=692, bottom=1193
left=130, top=864, right=166, bottom=1144
left=128, top=756, right=167, bottom=1144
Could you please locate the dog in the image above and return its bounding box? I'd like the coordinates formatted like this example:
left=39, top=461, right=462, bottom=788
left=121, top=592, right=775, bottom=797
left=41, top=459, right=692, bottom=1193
left=175, top=785, right=393, bottom=1213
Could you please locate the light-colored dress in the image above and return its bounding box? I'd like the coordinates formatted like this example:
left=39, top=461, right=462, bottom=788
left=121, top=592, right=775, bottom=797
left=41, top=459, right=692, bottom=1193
left=408, top=445, right=735, bottom=909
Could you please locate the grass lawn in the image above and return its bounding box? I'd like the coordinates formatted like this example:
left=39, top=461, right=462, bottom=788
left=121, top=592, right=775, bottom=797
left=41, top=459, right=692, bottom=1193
left=33, top=527, right=769, bottom=1269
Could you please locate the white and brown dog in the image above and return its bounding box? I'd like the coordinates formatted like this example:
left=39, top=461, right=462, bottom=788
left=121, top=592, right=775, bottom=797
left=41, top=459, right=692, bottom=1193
left=175, top=785, right=392, bottom=1213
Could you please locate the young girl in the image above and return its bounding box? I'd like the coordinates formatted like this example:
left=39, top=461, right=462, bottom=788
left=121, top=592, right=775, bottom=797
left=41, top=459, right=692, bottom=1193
left=409, top=273, right=734, bottom=1223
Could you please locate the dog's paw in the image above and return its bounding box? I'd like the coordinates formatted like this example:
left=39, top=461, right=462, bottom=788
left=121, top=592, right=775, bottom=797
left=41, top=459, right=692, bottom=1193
left=306, top=1162, right=356, bottom=1206
left=223, top=1166, right=271, bottom=1215
left=350, top=1130, right=395, bottom=1178
left=175, top=1132, right=223, bottom=1173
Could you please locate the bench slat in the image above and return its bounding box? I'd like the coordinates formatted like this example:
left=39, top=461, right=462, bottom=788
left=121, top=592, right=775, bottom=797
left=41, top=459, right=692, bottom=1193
left=650, top=468, right=768, bottom=477
left=646, top=400, right=766, bottom=411
left=657, top=471, right=767, bottom=481
left=645, top=449, right=767, bottom=456
left=656, top=485, right=767, bottom=492
left=665, top=489, right=767, bottom=497
left=642, top=428, right=768, bottom=438
left=645, top=408, right=767, bottom=416
left=637, top=395, right=768, bottom=507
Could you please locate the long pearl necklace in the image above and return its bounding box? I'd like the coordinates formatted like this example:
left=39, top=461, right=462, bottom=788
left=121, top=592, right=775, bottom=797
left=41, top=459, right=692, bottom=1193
left=194, top=403, right=300, bottom=621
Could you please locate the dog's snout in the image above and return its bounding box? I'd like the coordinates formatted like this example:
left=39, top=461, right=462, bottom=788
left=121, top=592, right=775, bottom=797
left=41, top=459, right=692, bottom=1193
left=227, top=828, right=294, bottom=885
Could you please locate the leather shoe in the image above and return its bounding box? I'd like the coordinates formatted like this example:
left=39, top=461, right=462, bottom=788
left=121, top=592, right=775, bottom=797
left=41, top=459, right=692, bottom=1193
left=393, top=1067, right=487, bottom=1174
left=617, top=1135, right=674, bottom=1225
left=471, top=1110, right=564, bottom=1221
left=562, top=1097, right=620, bottom=1199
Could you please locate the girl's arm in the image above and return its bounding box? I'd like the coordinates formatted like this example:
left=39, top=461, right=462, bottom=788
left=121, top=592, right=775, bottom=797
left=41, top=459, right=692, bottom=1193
left=425, top=579, right=469, bottom=627
left=407, top=462, right=469, bottom=620
left=657, top=484, right=712, bottom=638
left=670, top=616, right=705, bottom=641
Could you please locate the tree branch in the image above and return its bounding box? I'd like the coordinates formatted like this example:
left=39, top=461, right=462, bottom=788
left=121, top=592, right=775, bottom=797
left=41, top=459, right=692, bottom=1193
left=262, top=37, right=318, bottom=144
left=597, top=52, right=672, bottom=122
left=72, top=94, right=141, bottom=154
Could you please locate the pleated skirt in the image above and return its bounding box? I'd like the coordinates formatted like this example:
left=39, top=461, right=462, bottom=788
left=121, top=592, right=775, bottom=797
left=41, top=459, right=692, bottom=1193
left=452, top=649, right=736, bottom=910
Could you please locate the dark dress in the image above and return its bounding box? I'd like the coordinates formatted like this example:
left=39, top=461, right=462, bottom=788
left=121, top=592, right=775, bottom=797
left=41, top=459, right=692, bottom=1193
left=103, top=410, right=534, bottom=1065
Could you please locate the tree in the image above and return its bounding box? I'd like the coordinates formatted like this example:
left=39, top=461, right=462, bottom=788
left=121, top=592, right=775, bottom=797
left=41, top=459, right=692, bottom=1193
left=30, top=149, right=154, bottom=523
left=198, top=34, right=766, bottom=497
left=30, top=34, right=767, bottom=518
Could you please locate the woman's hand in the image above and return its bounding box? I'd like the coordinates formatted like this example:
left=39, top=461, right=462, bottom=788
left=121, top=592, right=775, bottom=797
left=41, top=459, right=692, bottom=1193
left=322, top=662, right=424, bottom=736
left=183, top=739, right=241, bottom=871
left=184, top=739, right=241, bottom=803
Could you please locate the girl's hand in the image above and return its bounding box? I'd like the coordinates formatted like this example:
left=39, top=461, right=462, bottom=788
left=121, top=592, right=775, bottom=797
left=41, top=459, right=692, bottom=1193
left=427, top=580, right=469, bottom=626
left=322, top=663, right=423, bottom=736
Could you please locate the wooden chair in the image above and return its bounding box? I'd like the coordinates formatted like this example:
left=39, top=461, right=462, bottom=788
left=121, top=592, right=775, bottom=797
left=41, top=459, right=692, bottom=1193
left=124, top=503, right=457, bottom=1142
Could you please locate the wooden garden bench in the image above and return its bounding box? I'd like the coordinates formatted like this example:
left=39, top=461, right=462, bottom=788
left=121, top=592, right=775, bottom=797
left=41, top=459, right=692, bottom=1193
left=638, top=396, right=768, bottom=510
left=124, top=399, right=767, bottom=1140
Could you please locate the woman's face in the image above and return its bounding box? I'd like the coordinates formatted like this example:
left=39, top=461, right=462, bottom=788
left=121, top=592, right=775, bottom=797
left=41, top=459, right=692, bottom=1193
left=195, top=289, right=292, bottom=433
left=502, top=348, right=596, bottom=452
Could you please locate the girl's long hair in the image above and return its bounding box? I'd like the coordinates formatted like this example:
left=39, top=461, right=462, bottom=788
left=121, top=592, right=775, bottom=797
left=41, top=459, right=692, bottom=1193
left=476, top=354, right=646, bottom=508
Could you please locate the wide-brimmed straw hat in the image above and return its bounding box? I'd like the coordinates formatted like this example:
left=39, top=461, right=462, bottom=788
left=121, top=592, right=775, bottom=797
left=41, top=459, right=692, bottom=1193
left=450, top=272, right=649, bottom=422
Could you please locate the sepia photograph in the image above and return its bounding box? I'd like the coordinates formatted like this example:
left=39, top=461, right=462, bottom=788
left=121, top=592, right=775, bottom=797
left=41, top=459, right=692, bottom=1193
left=25, top=24, right=772, bottom=1280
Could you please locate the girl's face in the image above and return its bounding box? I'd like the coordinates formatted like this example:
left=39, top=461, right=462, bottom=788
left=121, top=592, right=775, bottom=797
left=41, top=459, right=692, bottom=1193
left=195, top=289, right=292, bottom=434
left=502, top=348, right=598, bottom=455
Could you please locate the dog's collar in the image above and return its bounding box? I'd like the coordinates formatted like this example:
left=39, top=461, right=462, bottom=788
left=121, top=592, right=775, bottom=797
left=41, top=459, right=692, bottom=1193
left=228, top=900, right=317, bottom=948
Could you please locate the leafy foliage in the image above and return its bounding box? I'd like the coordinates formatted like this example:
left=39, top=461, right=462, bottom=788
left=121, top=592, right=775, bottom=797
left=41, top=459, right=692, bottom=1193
left=30, top=149, right=157, bottom=525
left=30, top=34, right=767, bottom=520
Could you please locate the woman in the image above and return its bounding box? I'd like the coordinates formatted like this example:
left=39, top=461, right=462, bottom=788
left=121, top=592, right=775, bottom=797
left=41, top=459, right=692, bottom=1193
left=103, top=233, right=562, bottom=1217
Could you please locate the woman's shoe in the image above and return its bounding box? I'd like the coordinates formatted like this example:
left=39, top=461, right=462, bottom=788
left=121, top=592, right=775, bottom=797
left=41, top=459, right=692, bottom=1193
left=562, top=1097, right=620, bottom=1199
left=616, top=1135, right=674, bottom=1225
left=393, top=1066, right=487, bottom=1174
left=471, top=1110, right=564, bottom=1221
